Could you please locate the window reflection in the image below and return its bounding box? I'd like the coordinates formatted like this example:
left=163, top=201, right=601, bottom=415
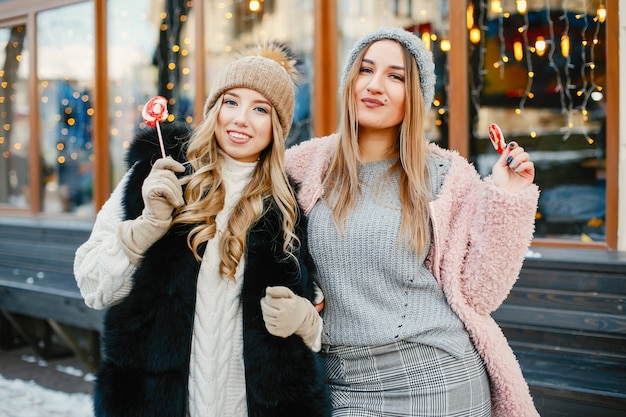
left=38, top=2, right=95, bottom=216
left=204, top=0, right=314, bottom=147
left=0, top=24, right=28, bottom=209
left=108, top=0, right=195, bottom=187
left=337, top=0, right=448, bottom=145
left=469, top=0, right=607, bottom=242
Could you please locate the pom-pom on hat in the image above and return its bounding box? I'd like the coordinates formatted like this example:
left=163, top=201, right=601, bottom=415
left=341, top=27, right=436, bottom=111
left=204, top=41, right=300, bottom=139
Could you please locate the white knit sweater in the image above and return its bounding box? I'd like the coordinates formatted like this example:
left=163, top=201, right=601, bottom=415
left=74, top=154, right=257, bottom=417
left=188, top=155, right=256, bottom=417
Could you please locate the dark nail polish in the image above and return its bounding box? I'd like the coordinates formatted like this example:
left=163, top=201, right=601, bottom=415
left=506, top=156, right=513, bottom=164
left=508, top=142, right=516, bottom=149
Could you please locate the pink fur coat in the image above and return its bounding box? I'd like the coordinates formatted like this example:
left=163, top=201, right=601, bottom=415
left=285, top=134, right=541, bottom=417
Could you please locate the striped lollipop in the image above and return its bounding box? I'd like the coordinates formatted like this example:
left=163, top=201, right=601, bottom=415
left=142, top=96, right=169, bottom=158
left=488, top=123, right=506, bottom=154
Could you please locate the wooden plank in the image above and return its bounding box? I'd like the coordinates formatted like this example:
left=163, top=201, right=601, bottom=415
left=517, top=350, right=626, bottom=398
left=493, top=305, right=626, bottom=334
left=0, top=259, right=76, bottom=270
left=504, top=287, right=626, bottom=316
left=0, top=267, right=82, bottom=294
left=525, top=247, right=626, bottom=269
left=530, top=387, right=626, bottom=417
left=0, top=284, right=104, bottom=332
left=47, top=319, right=99, bottom=372
left=0, top=216, right=93, bottom=237
left=0, top=240, right=76, bottom=257
left=0, top=224, right=88, bottom=239
left=517, top=269, right=626, bottom=294
left=502, top=326, right=626, bottom=359
left=0, top=217, right=101, bottom=334
left=523, top=257, right=626, bottom=278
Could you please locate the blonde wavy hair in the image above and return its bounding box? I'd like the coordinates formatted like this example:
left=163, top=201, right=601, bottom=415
left=325, top=40, right=431, bottom=255
left=172, top=95, right=299, bottom=280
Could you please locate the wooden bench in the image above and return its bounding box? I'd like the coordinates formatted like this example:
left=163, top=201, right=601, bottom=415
left=0, top=216, right=104, bottom=370
left=493, top=247, right=626, bottom=417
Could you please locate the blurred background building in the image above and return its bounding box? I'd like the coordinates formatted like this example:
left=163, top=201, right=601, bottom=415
left=0, top=0, right=622, bottom=250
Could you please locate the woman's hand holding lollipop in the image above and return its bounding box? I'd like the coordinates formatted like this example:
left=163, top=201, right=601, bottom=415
left=489, top=123, right=535, bottom=192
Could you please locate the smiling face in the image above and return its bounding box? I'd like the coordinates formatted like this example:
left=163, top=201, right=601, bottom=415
left=215, top=87, right=273, bottom=162
left=354, top=39, right=407, bottom=133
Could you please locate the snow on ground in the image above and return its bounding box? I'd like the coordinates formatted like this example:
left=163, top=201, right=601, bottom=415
left=19, top=353, right=97, bottom=381
left=0, top=374, right=93, bottom=417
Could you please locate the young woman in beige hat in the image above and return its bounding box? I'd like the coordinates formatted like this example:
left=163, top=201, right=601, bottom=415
left=74, top=43, right=329, bottom=417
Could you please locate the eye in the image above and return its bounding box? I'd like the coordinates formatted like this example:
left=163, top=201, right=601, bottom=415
left=254, top=106, right=270, bottom=114
left=223, top=97, right=237, bottom=106
left=359, top=66, right=373, bottom=74
left=390, top=73, right=405, bottom=82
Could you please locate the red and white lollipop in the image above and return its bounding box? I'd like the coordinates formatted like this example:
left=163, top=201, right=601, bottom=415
left=142, top=96, right=169, bottom=158
left=488, top=123, right=506, bottom=154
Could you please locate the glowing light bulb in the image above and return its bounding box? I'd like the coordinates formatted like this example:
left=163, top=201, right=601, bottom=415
left=597, top=4, right=606, bottom=23
left=516, top=0, right=527, bottom=14
left=469, top=27, right=481, bottom=44
left=421, top=32, right=431, bottom=51
left=535, top=36, right=546, bottom=56
left=490, top=0, right=502, bottom=14
left=560, top=35, right=570, bottom=57
left=440, top=39, right=451, bottom=52
left=466, top=4, right=474, bottom=29
left=249, top=0, right=261, bottom=12
left=514, top=41, right=523, bottom=61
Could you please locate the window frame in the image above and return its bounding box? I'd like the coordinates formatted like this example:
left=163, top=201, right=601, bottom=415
left=443, top=1, right=618, bottom=250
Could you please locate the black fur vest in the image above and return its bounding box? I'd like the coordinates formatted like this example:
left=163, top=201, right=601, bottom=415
left=94, top=123, right=330, bottom=417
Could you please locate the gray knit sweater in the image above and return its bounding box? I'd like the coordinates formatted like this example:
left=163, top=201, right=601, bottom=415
left=308, top=154, right=470, bottom=358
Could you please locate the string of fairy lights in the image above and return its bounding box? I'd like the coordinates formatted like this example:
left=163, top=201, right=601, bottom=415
left=1, top=1, right=609, bottom=167
left=469, top=0, right=606, bottom=142
left=468, top=1, right=488, bottom=122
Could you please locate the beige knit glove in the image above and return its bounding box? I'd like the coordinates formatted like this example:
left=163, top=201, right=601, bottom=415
left=117, top=157, right=185, bottom=265
left=261, top=286, right=322, bottom=350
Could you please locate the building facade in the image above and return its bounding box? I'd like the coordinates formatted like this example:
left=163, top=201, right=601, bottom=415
left=0, top=0, right=623, bottom=252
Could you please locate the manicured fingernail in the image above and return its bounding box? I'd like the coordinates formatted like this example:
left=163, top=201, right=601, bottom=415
left=508, top=142, right=517, bottom=149
left=506, top=156, right=513, bottom=164
left=509, top=161, right=519, bottom=169
left=514, top=165, right=523, bottom=173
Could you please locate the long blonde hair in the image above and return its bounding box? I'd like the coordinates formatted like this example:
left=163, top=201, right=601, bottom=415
left=172, top=95, right=299, bottom=280
left=325, top=40, right=431, bottom=255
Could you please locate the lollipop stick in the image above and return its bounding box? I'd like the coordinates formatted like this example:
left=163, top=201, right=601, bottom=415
left=156, top=121, right=166, bottom=158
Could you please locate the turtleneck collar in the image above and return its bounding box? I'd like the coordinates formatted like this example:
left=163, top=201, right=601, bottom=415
left=219, top=149, right=258, bottom=180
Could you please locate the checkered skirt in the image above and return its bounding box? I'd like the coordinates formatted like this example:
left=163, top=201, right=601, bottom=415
left=321, top=340, right=491, bottom=417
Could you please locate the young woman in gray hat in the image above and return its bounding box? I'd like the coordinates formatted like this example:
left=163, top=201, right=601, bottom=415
left=73, top=43, right=329, bottom=417
left=285, top=27, right=540, bottom=417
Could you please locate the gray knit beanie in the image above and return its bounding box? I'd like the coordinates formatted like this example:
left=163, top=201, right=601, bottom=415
left=341, top=27, right=436, bottom=111
left=204, top=42, right=300, bottom=139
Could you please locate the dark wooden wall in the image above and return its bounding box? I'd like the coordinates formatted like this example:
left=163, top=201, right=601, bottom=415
left=494, top=247, right=626, bottom=417
left=0, top=217, right=103, bottom=369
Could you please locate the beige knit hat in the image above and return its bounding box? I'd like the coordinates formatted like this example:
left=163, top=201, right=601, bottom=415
left=204, top=42, right=300, bottom=139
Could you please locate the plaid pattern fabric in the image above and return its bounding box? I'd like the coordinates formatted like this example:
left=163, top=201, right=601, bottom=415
left=322, top=341, right=491, bottom=417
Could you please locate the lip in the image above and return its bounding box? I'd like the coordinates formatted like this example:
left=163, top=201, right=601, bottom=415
left=361, top=97, right=384, bottom=107
left=227, top=130, right=252, bottom=144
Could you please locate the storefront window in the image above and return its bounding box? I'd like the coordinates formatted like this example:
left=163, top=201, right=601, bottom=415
left=38, top=2, right=94, bottom=216
left=203, top=0, right=314, bottom=147
left=469, top=0, right=607, bottom=243
left=0, top=23, right=28, bottom=209
left=336, top=0, right=448, bottom=145
left=108, top=0, right=196, bottom=186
